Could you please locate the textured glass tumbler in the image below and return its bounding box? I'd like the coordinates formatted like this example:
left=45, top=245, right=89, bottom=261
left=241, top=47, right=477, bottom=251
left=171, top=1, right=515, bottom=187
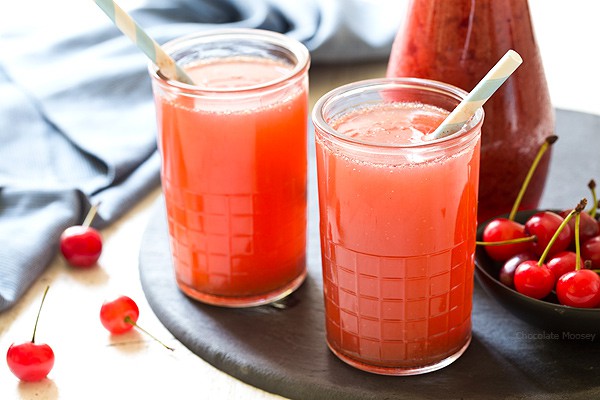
left=149, top=29, right=310, bottom=307
left=312, top=78, right=483, bottom=375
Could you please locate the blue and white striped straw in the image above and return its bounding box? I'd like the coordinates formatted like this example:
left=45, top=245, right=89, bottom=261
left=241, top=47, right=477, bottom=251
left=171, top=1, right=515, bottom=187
left=93, top=0, right=195, bottom=85
left=431, top=49, right=523, bottom=139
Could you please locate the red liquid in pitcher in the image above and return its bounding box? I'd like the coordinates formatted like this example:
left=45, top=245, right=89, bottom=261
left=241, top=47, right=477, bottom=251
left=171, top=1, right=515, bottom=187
left=387, top=0, right=554, bottom=222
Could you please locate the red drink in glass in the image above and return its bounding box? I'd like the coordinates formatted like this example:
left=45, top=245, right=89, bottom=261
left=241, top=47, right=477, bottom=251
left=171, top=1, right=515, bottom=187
left=313, top=78, right=483, bottom=375
left=150, top=30, right=310, bottom=307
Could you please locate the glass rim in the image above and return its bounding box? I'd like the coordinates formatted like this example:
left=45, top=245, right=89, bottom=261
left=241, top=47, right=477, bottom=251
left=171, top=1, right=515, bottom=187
left=148, top=28, right=310, bottom=94
left=311, top=77, right=484, bottom=149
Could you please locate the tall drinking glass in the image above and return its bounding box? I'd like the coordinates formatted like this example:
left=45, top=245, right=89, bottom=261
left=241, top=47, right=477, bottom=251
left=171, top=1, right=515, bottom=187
left=312, top=78, right=483, bottom=375
left=149, top=29, right=310, bottom=307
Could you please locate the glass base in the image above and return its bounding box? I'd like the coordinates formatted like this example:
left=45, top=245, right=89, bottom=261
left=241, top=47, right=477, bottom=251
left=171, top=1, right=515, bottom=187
left=327, top=335, right=471, bottom=376
left=176, top=268, right=307, bottom=308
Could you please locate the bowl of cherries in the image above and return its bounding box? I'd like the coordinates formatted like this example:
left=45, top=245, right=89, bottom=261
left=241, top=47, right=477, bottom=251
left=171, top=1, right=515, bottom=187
left=474, top=137, right=600, bottom=334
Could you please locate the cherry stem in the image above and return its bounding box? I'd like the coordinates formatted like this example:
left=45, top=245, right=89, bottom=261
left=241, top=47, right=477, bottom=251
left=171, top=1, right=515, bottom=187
left=508, top=135, right=558, bottom=221
left=82, top=203, right=100, bottom=228
left=537, top=199, right=586, bottom=266
left=475, top=235, right=537, bottom=246
left=575, top=211, right=582, bottom=271
left=584, top=260, right=592, bottom=269
left=124, top=316, right=174, bottom=352
left=588, top=180, right=597, bottom=218
left=31, top=286, right=50, bottom=344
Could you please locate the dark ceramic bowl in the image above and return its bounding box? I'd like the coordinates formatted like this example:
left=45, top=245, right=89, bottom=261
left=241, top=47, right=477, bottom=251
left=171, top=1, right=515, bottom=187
left=475, top=209, right=600, bottom=335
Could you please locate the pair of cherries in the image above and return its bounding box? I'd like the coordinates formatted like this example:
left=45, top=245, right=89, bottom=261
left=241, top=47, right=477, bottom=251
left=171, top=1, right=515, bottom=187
left=62, top=205, right=171, bottom=344
left=6, top=290, right=172, bottom=382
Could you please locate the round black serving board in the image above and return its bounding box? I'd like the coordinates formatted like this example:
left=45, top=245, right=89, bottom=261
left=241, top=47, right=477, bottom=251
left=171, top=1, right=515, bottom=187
left=139, top=109, right=600, bottom=399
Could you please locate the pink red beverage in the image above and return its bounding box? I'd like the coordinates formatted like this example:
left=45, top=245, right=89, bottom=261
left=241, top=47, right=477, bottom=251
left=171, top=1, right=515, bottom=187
left=313, top=78, right=483, bottom=375
left=149, top=30, right=310, bottom=307
left=387, top=0, right=554, bottom=222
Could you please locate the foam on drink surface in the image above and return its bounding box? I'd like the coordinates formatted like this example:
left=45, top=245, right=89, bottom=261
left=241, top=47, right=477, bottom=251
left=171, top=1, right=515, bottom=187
left=332, top=102, right=449, bottom=145
left=177, top=57, right=299, bottom=114
left=185, top=56, right=292, bottom=89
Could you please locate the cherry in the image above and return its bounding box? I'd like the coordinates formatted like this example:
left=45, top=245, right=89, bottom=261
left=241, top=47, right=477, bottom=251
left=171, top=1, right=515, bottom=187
left=559, top=209, right=599, bottom=246
left=582, top=235, right=600, bottom=269
left=100, top=295, right=174, bottom=351
left=555, top=205, right=600, bottom=308
left=513, top=200, right=586, bottom=300
left=524, top=211, right=572, bottom=257
left=556, top=269, right=600, bottom=308
left=6, top=286, right=54, bottom=381
left=546, top=251, right=582, bottom=284
left=481, top=219, right=534, bottom=261
left=499, top=252, right=535, bottom=288
left=513, top=260, right=555, bottom=299
left=100, top=295, right=139, bottom=334
left=60, top=203, right=102, bottom=267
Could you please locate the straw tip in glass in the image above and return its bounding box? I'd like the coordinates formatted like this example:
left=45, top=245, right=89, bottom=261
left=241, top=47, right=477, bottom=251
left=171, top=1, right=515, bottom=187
left=506, top=49, right=523, bottom=64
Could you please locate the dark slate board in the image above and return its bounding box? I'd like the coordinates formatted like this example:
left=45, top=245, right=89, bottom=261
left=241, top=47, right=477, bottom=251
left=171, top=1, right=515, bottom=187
left=139, top=109, right=600, bottom=399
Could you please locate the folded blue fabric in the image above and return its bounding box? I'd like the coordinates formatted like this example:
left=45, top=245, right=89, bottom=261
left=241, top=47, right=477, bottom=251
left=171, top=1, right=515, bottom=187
left=0, top=0, right=402, bottom=312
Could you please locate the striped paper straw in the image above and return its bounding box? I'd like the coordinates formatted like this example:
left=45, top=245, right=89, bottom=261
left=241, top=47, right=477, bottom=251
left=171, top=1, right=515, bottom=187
left=431, top=49, right=523, bottom=139
left=93, top=0, right=194, bottom=85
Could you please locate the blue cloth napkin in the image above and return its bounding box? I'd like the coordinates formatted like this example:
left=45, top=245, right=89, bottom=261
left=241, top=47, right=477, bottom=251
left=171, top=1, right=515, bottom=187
left=0, top=0, right=403, bottom=311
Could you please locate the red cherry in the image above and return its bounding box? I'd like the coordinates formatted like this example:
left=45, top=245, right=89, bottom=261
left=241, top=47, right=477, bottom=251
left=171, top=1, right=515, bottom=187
left=100, top=295, right=139, bottom=334
left=513, top=260, right=555, bottom=300
left=559, top=209, right=599, bottom=246
left=99, top=295, right=174, bottom=351
left=60, top=203, right=103, bottom=267
left=60, top=226, right=102, bottom=267
left=6, top=343, right=54, bottom=382
left=6, top=286, right=54, bottom=382
left=582, top=236, right=600, bottom=269
left=556, top=269, right=600, bottom=308
left=546, top=251, right=582, bottom=285
left=499, top=252, right=535, bottom=288
left=524, top=211, right=572, bottom=257
left=482, top=218, right=532, bottom=261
